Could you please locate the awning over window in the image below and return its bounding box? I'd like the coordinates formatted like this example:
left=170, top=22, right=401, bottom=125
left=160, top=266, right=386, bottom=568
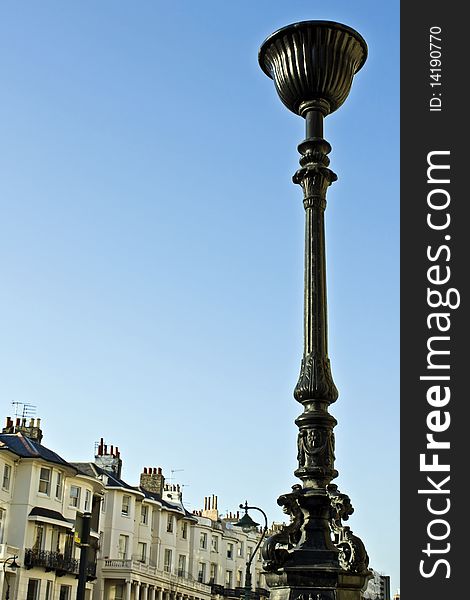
left=28, top=507, right=74, bottom=529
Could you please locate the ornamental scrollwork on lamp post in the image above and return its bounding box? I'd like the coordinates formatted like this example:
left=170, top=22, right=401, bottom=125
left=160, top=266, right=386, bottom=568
left=257, top=21, right=372, bottom=600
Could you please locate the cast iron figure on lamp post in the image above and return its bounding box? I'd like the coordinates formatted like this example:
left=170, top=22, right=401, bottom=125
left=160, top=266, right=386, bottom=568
left=258, top=21, right=371, bottom=600
left=234, top=502, right=268, bottom=600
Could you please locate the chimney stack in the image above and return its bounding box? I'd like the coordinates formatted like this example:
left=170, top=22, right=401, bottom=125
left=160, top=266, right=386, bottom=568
left=94, top=439, right=123, bottom=478
left=202, top=494, right=219, bottom=520
left=140, top=466, right=165, bottom=496
left=2, top=416, right=44, bottom=443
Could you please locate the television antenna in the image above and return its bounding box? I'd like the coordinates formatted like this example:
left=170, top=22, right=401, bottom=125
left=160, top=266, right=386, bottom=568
left=11, top=402, right=36, bottom=419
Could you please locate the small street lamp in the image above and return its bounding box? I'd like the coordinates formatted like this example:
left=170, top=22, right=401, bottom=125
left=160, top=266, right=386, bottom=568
left=234, top=502, right=268, bottom=600
left=2, top=555, right=20, bottom=600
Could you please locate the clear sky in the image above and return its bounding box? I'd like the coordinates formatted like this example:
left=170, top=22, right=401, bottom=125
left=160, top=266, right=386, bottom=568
left=0, top=0, right=399, bottom=594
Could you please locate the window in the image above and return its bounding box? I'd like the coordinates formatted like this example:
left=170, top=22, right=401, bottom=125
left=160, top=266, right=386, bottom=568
left=121, top=495, right=131, bottom=516
left=69, top=485, right=80, bottom=508
left=247, top=546, right=253, bottom=560
left=118, top=535, right=129, bottom=559
left=181, top=521, right=188, bottom=539
left=237, top=570, right=243, bottom=587
left=64, top=533, right=74, bottom=559
left=200, top=532, right=207, bottom=549
left=227, top=543, right=234, bottom=559
left=2, top=464, right=11, bottom=491
left=51, top=526, right=61, bottom=552
left=33, top=524, right=45, bottom=550
left=0, top=509, right=4, bottom=544
left=198, top=562, right=206, bottom=583
left=56, top=472, right=63, bottom=499
left=238, top=541, right=244, bottom=558
left=59, top=585, right=71, bottom=600
left=114, top=585, right=124, bottom=600
left=27, top=579, right=41, bottom=600
left=163, top=548, right=172, bottom=572
left=166, top=514, right=174, bottom=532
left=45, top=581, right=53, bottom=600
left=210, top=563, right=217, bottom=584
left=178, top=554, right=186, bottom=577
left=141, top=505, right=149, bottom=525
left=138, top=542, right=147, bottom=563
left=226, top=570, right=233, bottom=588
left=38, top=467, right=51, bottom=494
left=84, top=489, right=91, bottom=512
left=211, top=536, right=219, bottom=552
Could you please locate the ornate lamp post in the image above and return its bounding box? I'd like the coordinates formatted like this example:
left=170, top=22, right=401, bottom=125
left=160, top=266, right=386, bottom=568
left=2, top=555, right=20, bottom=600
left=234, top=502, right=269, bottom=600
left=258, top=21, right=371, bottom=600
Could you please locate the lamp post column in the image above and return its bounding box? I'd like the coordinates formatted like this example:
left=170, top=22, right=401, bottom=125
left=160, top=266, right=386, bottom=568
left=244, top=566, right=252, bottom=600
left=234, top=504, right=269, bottom=600
left=258, top=20, right=371, bottom=600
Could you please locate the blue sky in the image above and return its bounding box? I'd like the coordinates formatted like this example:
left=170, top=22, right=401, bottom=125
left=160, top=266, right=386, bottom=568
left=0, top=0, right=399, bottom=593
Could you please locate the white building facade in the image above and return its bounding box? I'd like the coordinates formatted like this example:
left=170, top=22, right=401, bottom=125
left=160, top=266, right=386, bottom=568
left=0, top=417, right=103, bottom=600
left=0, top=419, right=267, bottom=600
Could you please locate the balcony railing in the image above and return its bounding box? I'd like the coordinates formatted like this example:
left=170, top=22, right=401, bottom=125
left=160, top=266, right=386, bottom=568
left=101, top=560, right=210, bottom=593
left=24, top=549, right=96, bottom=579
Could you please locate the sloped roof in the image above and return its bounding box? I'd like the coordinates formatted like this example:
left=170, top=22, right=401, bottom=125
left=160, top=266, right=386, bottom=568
left=138, top=487, right=197, bottom=519
left=72, top=461, right=140, bottom=493
left=69, top=461, right=99, bottom=478
left=0, top=432, right=74, bottom=468
left=72, top=462, right=194, bottom=519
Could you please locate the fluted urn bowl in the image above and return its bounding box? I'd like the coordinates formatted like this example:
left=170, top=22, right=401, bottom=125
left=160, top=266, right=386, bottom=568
left=259, top=21, right=367, bottom=117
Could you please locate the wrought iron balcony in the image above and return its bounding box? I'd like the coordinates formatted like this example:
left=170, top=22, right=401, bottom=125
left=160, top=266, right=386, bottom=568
left=24, top=549, right=96, bottom=579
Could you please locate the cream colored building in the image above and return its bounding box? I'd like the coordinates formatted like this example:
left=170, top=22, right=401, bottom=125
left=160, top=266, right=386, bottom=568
left=0, top=417, right=103, bottom=600
left=74, top=441, right=267, bottom=600
left=0, top=419, right=267, bottom=600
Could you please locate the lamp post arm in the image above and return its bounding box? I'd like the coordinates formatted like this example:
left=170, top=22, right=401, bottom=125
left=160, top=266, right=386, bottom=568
left=238, top=504, right=268, bottom=571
